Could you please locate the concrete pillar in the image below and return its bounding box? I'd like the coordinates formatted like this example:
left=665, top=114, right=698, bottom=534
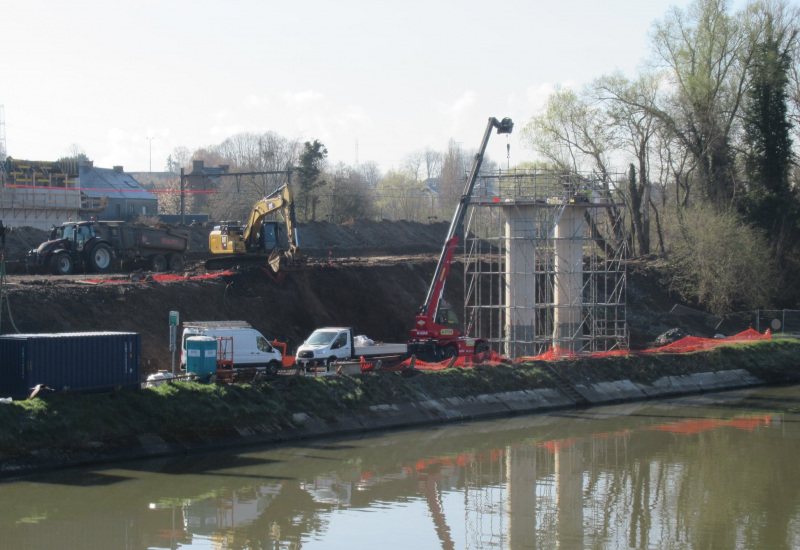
left=504, top=205, right=538, bottom=357
left=553, top=206, right=586, bottom=351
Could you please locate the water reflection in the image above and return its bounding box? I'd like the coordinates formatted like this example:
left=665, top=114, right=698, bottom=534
left=1, top=386, right=799, bottom=549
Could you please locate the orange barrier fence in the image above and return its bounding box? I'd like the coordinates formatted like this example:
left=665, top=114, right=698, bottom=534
left=518, top=328, right=771, bottom=362
left=85, top=270, right=234, bottom=284
left=361, top=329, right=772, bottom=373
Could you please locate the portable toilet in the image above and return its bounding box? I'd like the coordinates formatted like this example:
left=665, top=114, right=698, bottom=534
left=185, top=336, right=218, bottom=377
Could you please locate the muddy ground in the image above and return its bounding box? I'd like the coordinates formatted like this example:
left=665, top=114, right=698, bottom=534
left=0, top=220, right=687, bottom=375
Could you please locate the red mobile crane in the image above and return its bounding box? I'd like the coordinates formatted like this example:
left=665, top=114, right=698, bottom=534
left=409, top=117, right=513, bottom=360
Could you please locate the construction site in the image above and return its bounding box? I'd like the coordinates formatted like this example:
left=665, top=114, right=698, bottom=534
left=0, top=116, right=761, bottom=385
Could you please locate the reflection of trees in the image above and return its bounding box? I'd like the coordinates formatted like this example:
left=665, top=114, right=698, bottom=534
left=3, top=397, right=799, bottom=549
left=220, top=480, right=326, bottom=550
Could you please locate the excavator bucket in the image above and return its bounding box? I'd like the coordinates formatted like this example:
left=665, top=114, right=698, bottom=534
left=268, top=249, right=307, bottom=273
left=268, top=250, right=282, bottom=273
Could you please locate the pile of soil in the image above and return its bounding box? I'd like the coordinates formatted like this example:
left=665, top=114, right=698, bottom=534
left=0, top=220, right=686, bottom=376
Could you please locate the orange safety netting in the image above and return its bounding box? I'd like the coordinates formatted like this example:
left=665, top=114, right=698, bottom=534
left=516, top=328, right=771, bottom=362
left=360, top=349, right=511, bottom=373
left=85, top=270, right=234, bottom=284
left=360, top=328, right=771, bottom=373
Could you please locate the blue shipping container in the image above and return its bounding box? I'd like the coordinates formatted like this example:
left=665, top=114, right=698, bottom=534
left=0, top=332, right=141, bottom=398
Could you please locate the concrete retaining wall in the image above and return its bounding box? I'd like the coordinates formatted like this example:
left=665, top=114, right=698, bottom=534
left=0, top=367, right=783, bottom=476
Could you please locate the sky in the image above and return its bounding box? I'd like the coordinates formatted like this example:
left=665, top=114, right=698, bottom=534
left=1, top=0, right=748, bottom=175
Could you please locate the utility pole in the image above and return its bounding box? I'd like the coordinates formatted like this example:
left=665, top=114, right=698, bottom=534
left=180, top=168, right=185, bottom=225
left=146, top=136, right=154, bottom=172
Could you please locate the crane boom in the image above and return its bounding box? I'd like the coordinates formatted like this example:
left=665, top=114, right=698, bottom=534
left=410, top=117, right=513, bottom=358
left=421, top=117, right=513, bottom=318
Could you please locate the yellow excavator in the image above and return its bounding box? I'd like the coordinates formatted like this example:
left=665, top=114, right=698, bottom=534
left=205, top=184, right=305, bottom=272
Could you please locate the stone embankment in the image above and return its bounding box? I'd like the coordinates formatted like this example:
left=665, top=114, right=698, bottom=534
left=1, top=339, right=798, bottom=476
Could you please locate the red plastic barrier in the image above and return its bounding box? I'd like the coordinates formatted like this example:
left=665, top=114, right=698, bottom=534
left=365, top=329, right=773, bottom=373
left=516, top=328, right=771, bottom=363
left=85, top=270, right=234, bottom=284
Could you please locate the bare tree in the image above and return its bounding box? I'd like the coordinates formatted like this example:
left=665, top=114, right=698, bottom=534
left=322, top=163, right=377, bottom=223
left=439, top=139, right=470, bottom=214
left=595, top=73, right=663, bottom=255
left=423, top=147, right=443, bottom=180
left=521, top=85, right=614, bottom=178
left=402, top=150, right=424, bottom=183
left=166, top=146, right=191, bottom=173
left=356, top=160, right=382, bottom=189
left=645, top=0, right=750, bottom=207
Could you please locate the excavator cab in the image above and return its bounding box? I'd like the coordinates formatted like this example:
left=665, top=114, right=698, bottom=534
left=258, top=221, right=280, bottom=252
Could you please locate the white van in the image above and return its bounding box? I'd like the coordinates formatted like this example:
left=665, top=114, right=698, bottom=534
left=180, top=321, right=283, bottom=375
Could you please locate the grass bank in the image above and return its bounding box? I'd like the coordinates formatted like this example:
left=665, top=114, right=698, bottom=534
left=1, top=339, right=798, bottom=474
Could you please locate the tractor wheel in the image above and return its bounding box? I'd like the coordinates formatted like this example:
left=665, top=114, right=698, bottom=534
left=50, top=253, right=74, bottom=275
left=442, top=345, right=458, bottom=360
left=168, top=253, right=184, bottom=272
left=89, top=243, right=113, bottom=273
left=151, top=254, right=167, bottom=272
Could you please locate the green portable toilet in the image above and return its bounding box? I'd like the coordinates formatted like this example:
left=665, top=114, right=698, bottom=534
left=186, top=336, right=217, bottom=377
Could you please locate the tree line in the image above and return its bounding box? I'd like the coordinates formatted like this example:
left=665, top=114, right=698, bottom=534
left=155, top=130, right=494, bottom=228
left=522, top=0, right=800, bottom=313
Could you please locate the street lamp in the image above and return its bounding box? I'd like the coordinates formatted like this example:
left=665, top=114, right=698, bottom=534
left=146, top=136, right=154, bottom=172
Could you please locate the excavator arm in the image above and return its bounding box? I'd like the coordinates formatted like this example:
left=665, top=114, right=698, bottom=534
left=242, top=185, right=294, bottom=248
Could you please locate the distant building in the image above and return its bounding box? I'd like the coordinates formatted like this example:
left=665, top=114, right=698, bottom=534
left=0, top=157, right=81, bottom=229
left=185, top=160, right=229, bottom=214
left=79, top=163, right=157, bottom=221
left=0, top=158, right=157, bottom=229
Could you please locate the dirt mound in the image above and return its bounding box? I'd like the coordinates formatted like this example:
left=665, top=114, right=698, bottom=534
left=1, top=226, right=48, bottom=262
left=298, top=220, right=448, bottom=256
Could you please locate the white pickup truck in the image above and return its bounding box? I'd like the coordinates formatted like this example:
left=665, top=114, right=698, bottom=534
left=295, top=327, right=408, bottom=368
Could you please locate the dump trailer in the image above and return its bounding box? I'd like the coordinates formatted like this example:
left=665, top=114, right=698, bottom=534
left=26, top=220, right=190, bottom=275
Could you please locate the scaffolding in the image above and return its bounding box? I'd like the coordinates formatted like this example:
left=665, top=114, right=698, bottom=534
left=0, top=157, right=88, bottom=229
left=463, top=168, right=628, bottom=359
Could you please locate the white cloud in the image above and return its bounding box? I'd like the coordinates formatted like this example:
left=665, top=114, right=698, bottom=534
left=282, top=90, right=326, bottom=107
left=449, top=90, right=477, bottom=114
left=246, top=94, right=271, bottom=108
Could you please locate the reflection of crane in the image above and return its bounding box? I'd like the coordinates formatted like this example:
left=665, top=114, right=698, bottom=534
left=206, top=183, right=305, bottom=272
left=410, top=117, right=513, bottom=360
left=420, top=469, right=456, bottom=550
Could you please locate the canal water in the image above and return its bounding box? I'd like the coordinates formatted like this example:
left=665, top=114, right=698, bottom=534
left=2, top=385, right=799, bottom=550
